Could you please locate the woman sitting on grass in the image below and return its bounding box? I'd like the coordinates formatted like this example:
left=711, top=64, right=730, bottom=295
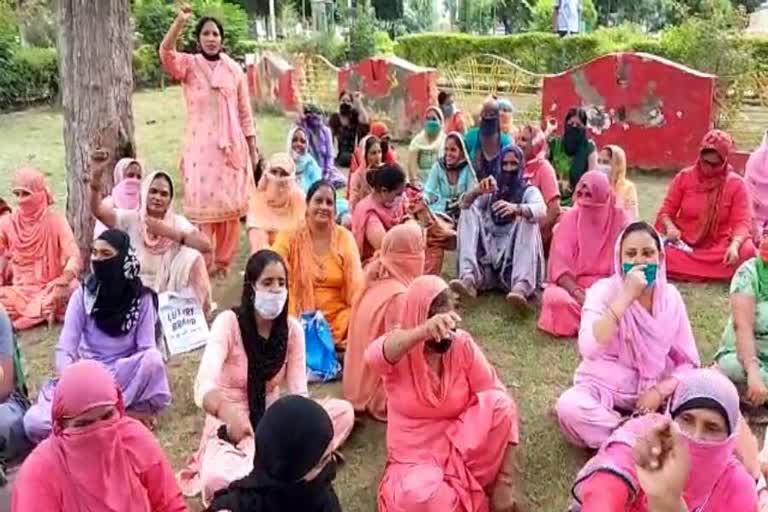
left=286, top=126, right=323, bottom=195
left=366, top=275, right=526, bottom=511
left=715, top=235, right=768, bottom=415
left=273, top=180, right=365, bottom=350
left=13, top=360, right=186, bottom=512
left=464, top=98, right=512, bottom=181
left=548, top=107, right=598, bottom=205
left=207, top=395, right=344, bottom=512
left=517, top=124, right=561, bottom=252
left=423, top=132, right=477, bottom=223
left=246, top=153, right=307, bottom=254
left=407, top=106, right=445, bottom=183
left=538, top=171, right=630, bottom=338
left=351, top=163, right=409, bottom=265
left=178, top=250, right=354, bottom=505
left=555, top=222, right=700, bottom=450
left=343, top=222, right=425, bottom=421
left=597, top=144, right=639, bottom=220
left=656, top=129, right=756, bottom=281
left=349, top=135, right=385, bottom=212
left=0, top=169, right=80, bottom=330
left=94, top=157, right=143, bottom=238
left=89, top=150, right=213, bottom=315
left=569, top=369, right=757, bottom=512
left=23, top=229, right=171, bottom=442
left=450, top=144, right=545, bottom=309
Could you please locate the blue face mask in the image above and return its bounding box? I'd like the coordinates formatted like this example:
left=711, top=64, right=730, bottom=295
left=622, top=262, right=659, bottom=287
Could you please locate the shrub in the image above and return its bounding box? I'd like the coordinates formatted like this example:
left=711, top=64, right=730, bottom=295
left=133, top=44, right=164, bottom=88
left=134, top=0, right=176, bottom=50
left=0, top=46, right=57, bottom=110
left=284, top=32, right=347, bottom=65
left=374, top=30, right=396, bottom=56
left=133, top=0, right=250, bottom=56
left=0, top=0, right=18, bottom=62
left=348, top=1, right=377, bottom=62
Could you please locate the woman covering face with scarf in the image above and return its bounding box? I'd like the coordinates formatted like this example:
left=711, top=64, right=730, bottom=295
left=13, top=360, right=186, bottom=512
left=547, top=107, right=598, bottom=204
left=656, top=129, right=756, bottom=282
left=0, top=168, right=80, bottom=330
left=23, top=229, right=171, bottom=443
left=246, top=153, right=307, bottom=254
left=299, top=104, right=347, bottom=189
left=570, top=368, right=758, bottom=512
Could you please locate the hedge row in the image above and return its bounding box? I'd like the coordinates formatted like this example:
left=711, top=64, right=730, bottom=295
left=394, top=31, right=768, bottom=75
left=0, top=39, right=274, bottom=111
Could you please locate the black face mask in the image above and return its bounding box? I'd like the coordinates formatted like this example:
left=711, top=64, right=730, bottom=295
left=380, top=141, right=389, bottom=156
left=563, top=125, right=586, bottom=155
left=92, top=256, right=125, bottom=297
left=339, top=103, right=353, bottom=116
left=426, top=336, right=454, bottom=354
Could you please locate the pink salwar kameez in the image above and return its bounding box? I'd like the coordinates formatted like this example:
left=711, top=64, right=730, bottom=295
left=538, top=172, right=630, bottom=338
left=366, top=276, right=518, bottom=512
left=178, top=311, right=354, bottom=506
left=555, top=226, right=700, bottom=449
left=159, top=49, right=255, bottom=272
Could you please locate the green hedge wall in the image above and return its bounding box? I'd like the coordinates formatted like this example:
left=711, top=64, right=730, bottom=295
left=394, top=31, right=768, bottom=75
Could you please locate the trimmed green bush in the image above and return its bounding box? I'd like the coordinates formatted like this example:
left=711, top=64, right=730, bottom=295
left=0, top=46, right=57, bottom=110
left=394, top=30, right=768, bottom=75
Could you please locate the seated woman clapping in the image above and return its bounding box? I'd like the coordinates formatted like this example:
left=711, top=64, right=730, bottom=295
left=13, top=360, right=186, bottom=512
left=23, top=229, right=171, bottom=443
left=177, top=250, right=354, bottom=505
left=366, top=275, right=526, bottom=512
left=555, top=222, right=700, bottom=449
left=0, top=169, right=80, bottom=330
left=88, top=149, right=213, bottom=314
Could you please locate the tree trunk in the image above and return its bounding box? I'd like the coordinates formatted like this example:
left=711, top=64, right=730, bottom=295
left=57, top=0, right=135, bottom=266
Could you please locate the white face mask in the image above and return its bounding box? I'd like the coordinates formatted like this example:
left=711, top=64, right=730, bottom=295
left=253, top=288, right=288, bottom=320
left=596, top=163, right=612, bottom=176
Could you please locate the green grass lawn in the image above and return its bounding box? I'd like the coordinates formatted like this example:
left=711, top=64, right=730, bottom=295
left=0, top=87, right=736, bottom=511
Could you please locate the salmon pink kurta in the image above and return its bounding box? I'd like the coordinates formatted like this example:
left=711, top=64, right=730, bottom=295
left=0, top=169, right=81, bottom=330
left=178, top=311, right=354, bottom=506
left=656, top=130, right=756, bottom=282
left=159, top=49, right=255, bottom=270
left=366, top=276, right=518, bottom=512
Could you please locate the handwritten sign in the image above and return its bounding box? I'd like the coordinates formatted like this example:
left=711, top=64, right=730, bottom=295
left=158, top=289, right=209, bottom=357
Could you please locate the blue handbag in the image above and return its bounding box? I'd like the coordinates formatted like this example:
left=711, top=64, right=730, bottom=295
left=301, top=311, right=341, bottom=382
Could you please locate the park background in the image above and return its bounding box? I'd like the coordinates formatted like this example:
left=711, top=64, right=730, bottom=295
left=2, top=0, right=768, bottom=510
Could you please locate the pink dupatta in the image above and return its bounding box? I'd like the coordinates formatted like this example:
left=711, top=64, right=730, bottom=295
left=549, top=171, right=630, bottom=283
left=111, top=158, right=142, bottom=210
left=193, top=53, right=248, bottom=172
left=350, top=195, right=405, bottom=255
left=583, top=224, right=700, bottom=392
left=745, top=132, right=768, bottom=239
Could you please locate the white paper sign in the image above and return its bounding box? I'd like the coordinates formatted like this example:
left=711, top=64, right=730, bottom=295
left=158, top=289, right=209, bottom=357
